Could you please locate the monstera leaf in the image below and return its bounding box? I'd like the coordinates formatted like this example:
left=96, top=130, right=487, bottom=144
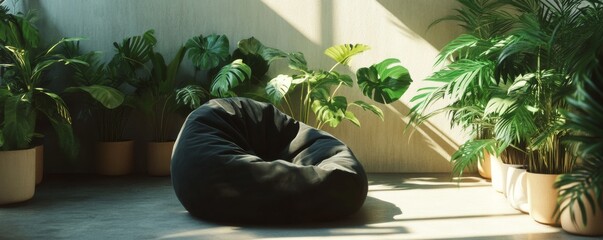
left=176, top=85, right=210, bottom=109
left=287, top=52, right=309, bottom=72
left=185, top=34, right=230, bottom=70
left=266, top=74, right=292, bottom=104
left=210, top=59, right=251, bottom=97
left=310, top=89, right=350, bottom=128
left=357, top=58, right=412, bottom=104
left=324, top=44, right=370, bottom=66
left=235, top=37, right=287, bottom=64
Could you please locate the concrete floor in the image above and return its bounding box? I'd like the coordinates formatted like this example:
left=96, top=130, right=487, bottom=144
left=0, top=173, right=595, bottom=240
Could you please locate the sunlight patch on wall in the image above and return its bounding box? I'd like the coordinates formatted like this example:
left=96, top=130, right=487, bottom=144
left=260, top=0, right=323, bottom=46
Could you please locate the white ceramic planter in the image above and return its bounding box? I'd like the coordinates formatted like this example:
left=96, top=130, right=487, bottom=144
left=506, top=166, right=529, bottom=213
left=0, top=148, right=36, bottom=205
left=491, top=156, right=504, bottom=193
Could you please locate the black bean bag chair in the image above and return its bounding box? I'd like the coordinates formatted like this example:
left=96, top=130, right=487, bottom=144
left=171, top=97, right=368, bottom=224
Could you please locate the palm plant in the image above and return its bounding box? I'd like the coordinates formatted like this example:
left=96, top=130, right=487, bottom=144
left=494, top=0, right=590, bottom=174
left=409, top=0, right=519, bottom=177
left=554, top=1, right=603, bottom=227
left=0, top=3, right=84, bottom=156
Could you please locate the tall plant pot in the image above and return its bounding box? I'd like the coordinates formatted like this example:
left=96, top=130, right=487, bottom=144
left=147, top=141, right=175, bottom=176
left=560, top=190, right=603, bottom=236
left=527, top=172, right=561, bottom=225
left=506, top=166, right=529, bottom=213
left=95, top=140, right=134, bottom=176
left=491, top=156, right=504, bottom=193
left=0, top=148, right=36, bottom=205
left=478, top=150, right=492, bottom=179
left=35, top=145, right=44, bottom=185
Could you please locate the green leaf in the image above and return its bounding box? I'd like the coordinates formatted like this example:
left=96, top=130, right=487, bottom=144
left=352, top=100, right=384, bottom=120
left=357, top=58, right=413, bottom=104
left=287, top=52, right=308, bottom=72
left=344, top=111, right=360, bottom=127
left=33, top=90, right=76, bottom=158
left=210, top=59, right=251, bottom=97
left=65, top=85, right=125, bottom=109
left=176, top=85, right=210, bottom=109
left=451, top=139, right=497, bottom=178
left=311, top=71, right=352, bottom=91
left=324, top=44, right=370, bottom=66
left=435, top=34, right=480, bottom=66
left=311, top=90, right=348, bottom=128
left=3, top=94, right=36, bottom=149
left=236, top=37, right=287, bottom=64
left=113, top=29, right=156, bottom=68
left=185, top=34, right=230, bottom=70
left=266, top=74, right=292, bottom=104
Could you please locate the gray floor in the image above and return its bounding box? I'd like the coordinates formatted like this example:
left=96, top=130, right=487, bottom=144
left=0, top=173, right=596, bottom=240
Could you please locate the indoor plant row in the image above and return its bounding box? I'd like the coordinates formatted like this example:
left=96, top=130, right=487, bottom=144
left=408, top=0, right=602, bottom=235
left=0, top=2, right=413, bottom=204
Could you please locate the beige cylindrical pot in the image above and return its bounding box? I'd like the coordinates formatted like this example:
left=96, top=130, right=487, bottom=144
left=527, top=172, right=561, bottom=225
left=35, top=145, right=44, bottom=185
left=560, top=190, right=603, bottom=236
left=95, top=140, right=134, bottom=176
left=147, top=141, right=175, bottom=176
left=506, top=166, right=529, bottom=213
left=500, top=163, right=523, bottom=196
left=0, top=148, right=36, bottom=205
left=478, top=150, right=492, bottom=179
left=490, top=156, right=504, bottom=193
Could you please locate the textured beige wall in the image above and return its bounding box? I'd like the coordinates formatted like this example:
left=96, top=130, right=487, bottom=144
left=25, top=0, right=465, bottom=172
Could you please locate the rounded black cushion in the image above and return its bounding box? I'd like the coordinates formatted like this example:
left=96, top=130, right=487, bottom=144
left=171, top=97, right=368, bottom=224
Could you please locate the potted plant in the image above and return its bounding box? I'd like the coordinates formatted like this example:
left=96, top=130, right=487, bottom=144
left=115, top=30, right=209, bottom=176
left=493, top=0, right=597, bottom=225
left=264, top=44, right=412, bottom=129
left=0, top=1, right=82, bottom=203
left=408, top=0, right=515, bottom=181
left=184, top=34, right=286, bottom=102
left=554, top=4, right=603, bottom=234
left=61, top=41, right=130, bottom=176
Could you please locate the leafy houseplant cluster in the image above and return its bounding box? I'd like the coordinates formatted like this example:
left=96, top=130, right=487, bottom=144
left=409, top=0, right=603, bottom=233
left=1, top=0, right=415, bottom=181
left=182, top=35, right=413, bottom=129
left=266, top=45, right=412, bottom=129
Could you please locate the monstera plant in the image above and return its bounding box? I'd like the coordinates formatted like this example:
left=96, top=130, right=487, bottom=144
left=183, top=34, right=413, bottom=128
left=183, top=34, right=285, bottom=102
left=266, top=44, right=412, bottom=129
